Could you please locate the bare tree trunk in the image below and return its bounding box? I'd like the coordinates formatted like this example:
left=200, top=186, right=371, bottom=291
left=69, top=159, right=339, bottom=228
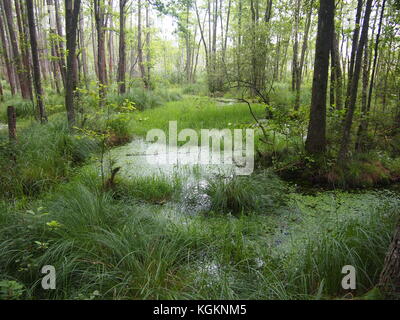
left=344, top=0, right=363, bottom=110
left=117, top=0, right=127, bottom=94
left=15, top=0, right=33, bottom=100
left=107, top=0, right=114, bottom=84
left=54, top=0, right=67, bottom=87
left=26, top=0, right=47, bottom=123
left=65, top=0, right=81, bottom=127
left=2, top=0, right=31, bottom=99
left=330, top=31, right=343, bottom=110
left=0, top=6, right=16, bottom=95
left=7, top=106, right=16, bottom=142
left=79, top=11, right=89, bottom=89
left=295, top=0, right=314, bottom=110
left=355, top=42, right=370, bottom=152
left=379, top=221, right=400, bottom=298
left=94, top=0, right=107, bottom=106
left=338, top=0, right=373, bottom=163
left=145, top=2, right=151, bottom=88
left=305, top=0, right=335, bottom=154
left=137, top=0, right=148, bottom=88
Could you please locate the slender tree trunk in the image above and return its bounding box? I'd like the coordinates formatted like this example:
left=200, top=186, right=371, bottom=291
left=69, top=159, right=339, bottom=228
left=338, top=0, right=373, bottom=163
left=355, top=42, right=370, bottom=152
left=305, top=0, right=335, bottom=154
left=94, top=0, right=107, bottom=106
left=2, top=0, right=31, bottom=99
left=65, top=0, right=81, bottom=127
left=117, top=0, right=127, bottom=94
left=79, top=12, right=89, bottom=89
left=0, top=7, right=16, bottom=95
left=15, top=0, right=33, bottom=100
left=26, top=0, right=47, bottom=123
left=54, top=0, right=67, bottom=87
left=331, top=31, right=343, bottom=110
left=344, top=0, right=363, bottom=110
left=137, top=0, right=148, bottom=88
left=295, top=0, right=314, bottom=110
left=145, top=2, right=151, bottom=88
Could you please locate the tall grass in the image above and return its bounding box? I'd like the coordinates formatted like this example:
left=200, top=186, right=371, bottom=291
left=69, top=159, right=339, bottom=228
left=0, top=116, right=99, bottom=199
left=206, top=170, right=290, bottom=214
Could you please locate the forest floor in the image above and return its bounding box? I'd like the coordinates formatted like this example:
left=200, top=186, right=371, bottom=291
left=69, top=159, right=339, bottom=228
left=0, top=95, right=399, bottom=299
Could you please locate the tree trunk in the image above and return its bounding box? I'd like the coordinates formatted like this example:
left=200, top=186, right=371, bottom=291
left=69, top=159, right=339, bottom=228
left=7, top=105, right=16, bottom=142
left=94, top=0, right=107, bottom=106
left=117, top=0, right=127, bottom=94
left=338, top=0, right=373, bottom=163
left=26, top=0, right=47, bottom=123
left=145, top=3, right=151, bottom=88
left=54, top=0, right=67, bottom=87
left=15, top=0, right=33, bottom=100
left=355, top=41, right=370, bottom=152
left=330, top=31, right=343, bottom=110
left=344, top=0, right=363, bottom=110
left=379, top=221, right=400, bottom=297
left=295, top=0, right=314, bottom=111
left=137, top=0, right=148, bottom=88
left=305, top=0, right=335, bottom=154
left=65, top=0, right=81, bottom=127
left=2, top=0, right=31, bottom=99
left=79, top=11, right=89, bottom=89
left=0, top=6, right=16, bottom=95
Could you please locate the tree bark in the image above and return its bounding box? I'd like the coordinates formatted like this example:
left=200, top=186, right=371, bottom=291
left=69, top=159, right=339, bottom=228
left=330, top=31, right=343, bottom=110
left=15, top=0, right=33, bottom=100
left=338, top=0, right=373, bottom=163
left=7, top=105, right=16, bottom=142
left=305, top=0, right=335, bottom=154
left=0, top=6, right=16, bottom=95
left=26, top=0, right=47, bottom=123
left=2, top=0, right=31, bottom=100
left=379, top=221, right=400, bottom=297
left=117, top=0, right=127, bottom=94
left=94, top=0, right=107, bottom=106
left=55, top=0, right=67, bottom=86
left=65, top=0, right=81, bottom=127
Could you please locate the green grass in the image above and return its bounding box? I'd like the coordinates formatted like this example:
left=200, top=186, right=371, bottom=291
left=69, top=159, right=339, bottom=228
left=0, top=168, right=398, bottom=299
left=0, top=90, right=399, bottom=300
left=128, top=96, right=266, bottom=138
left=206, top=170, right=290, bottom=214
left=113, top=174, right=183, bottom=204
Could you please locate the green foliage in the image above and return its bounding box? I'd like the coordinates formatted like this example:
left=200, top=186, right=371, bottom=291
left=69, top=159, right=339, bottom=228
left=0, top=280, right=25, bottom=300
left=113, top=174, right=182, bottom=204
left=106, top=88, right=181, bottom=111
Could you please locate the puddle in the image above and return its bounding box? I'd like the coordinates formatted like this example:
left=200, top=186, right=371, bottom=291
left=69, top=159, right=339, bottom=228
left=215, top=98, right=240, bottom=107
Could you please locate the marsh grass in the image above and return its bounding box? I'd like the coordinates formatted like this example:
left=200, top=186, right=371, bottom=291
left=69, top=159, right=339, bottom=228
left=206, top=170, right=290, bottom=214
left=0, top=92, right=399, bottom=300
